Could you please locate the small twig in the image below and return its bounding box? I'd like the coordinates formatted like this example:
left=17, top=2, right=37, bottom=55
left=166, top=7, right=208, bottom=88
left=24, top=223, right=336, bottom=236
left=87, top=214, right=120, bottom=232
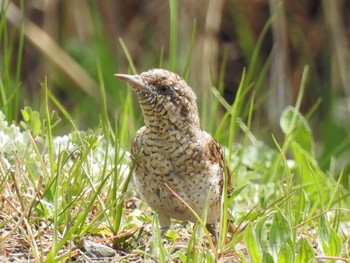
left=315, top=255, right=350, bottom=263
left=94, top=224, right=147, bottom=243
left=292, top=207, right=350, bottom=230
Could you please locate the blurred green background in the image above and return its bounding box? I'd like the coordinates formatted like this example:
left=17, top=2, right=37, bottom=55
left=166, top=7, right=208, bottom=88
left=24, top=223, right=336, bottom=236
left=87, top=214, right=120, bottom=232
left=1, top=0, right=350, bottom=174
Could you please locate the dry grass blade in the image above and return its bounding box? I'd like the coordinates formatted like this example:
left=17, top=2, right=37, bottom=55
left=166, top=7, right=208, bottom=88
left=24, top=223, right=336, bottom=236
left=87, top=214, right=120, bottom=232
left=0, top=178, right=38, bottom=244
left=164, top=183, right=217, bottom=257
left=3, top=0, right=100, bottom=99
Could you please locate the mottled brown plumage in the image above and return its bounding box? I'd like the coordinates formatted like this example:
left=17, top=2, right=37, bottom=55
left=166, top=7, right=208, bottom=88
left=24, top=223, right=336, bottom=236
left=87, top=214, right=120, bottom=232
left=115, top=69, right=230, bottom=229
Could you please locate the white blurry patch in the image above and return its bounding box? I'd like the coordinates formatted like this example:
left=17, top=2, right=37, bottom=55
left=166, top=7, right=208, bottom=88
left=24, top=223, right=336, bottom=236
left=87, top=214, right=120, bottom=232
left=0, top=110, right=130, bottom=184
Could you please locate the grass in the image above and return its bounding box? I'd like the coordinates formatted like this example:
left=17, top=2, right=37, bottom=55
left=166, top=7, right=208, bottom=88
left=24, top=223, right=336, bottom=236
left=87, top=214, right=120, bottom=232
left=1, top=1, right=350, bottom=262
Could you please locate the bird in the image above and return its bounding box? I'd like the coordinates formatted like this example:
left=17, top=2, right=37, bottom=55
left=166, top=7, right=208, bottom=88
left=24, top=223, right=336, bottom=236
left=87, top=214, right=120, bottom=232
left=115, top=68, right=231, bottom=230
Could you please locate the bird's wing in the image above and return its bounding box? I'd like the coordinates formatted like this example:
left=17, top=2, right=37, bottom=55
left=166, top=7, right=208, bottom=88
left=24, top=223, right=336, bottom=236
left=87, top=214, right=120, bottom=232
left=131, top=126, right=147, bottom=162
left=201, top=134, right=234, bottom=196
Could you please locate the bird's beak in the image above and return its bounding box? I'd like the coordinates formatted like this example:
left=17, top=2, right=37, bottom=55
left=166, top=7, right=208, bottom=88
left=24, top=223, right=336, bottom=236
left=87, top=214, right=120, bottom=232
left=114, top=73, right=144, bottom=90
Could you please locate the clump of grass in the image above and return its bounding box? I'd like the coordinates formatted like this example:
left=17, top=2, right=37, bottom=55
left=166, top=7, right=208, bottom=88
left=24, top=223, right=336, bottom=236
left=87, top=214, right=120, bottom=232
left=0, top=79, right=138, bottom=261
left=0, top=0, right=23, bottom=122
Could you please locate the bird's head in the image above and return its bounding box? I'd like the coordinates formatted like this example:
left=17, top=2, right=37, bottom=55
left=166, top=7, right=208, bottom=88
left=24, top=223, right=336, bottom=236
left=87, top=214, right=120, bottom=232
left=115, top=69, right=200, bottom=131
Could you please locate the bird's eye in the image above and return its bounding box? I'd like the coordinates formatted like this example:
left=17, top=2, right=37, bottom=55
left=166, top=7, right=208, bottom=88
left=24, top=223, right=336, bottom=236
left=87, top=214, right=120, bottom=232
left=158, top=85, right=173, bottom=95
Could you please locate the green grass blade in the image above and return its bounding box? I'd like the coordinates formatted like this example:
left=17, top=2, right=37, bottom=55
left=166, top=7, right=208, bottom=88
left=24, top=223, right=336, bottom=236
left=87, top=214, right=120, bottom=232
left=168, top=0, right=178, bottom=70
left=118, top=37, right=137, bottom=74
